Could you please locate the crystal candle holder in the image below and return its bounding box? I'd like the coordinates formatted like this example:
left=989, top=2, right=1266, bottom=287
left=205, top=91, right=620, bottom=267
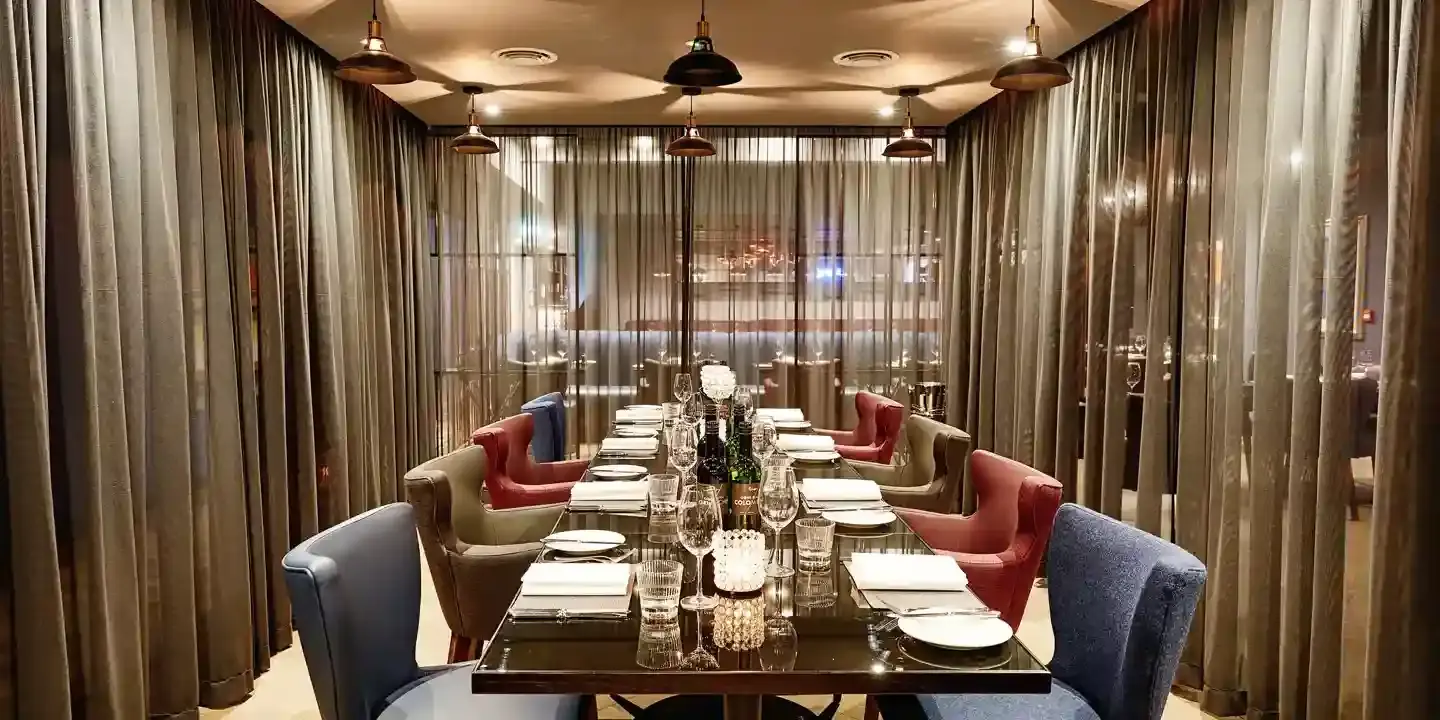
left=712, top=529, right=766, bottom=592
left=712, top=595, right=765, bottom=652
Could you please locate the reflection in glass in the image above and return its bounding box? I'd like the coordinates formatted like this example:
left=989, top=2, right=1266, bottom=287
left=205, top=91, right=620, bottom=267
left=1126, top=361, right=1143, bottom=391
left=680, top=612, right=719, bottom=670
left=759, top=619, right=798, bottom=671
left=635, top=620, right=683, bottom=670
left=794, top=567, right=837, bottom=609
left=713, top=595, right=766, bottom=651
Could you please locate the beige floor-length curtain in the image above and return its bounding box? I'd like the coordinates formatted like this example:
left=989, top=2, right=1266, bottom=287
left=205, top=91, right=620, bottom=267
left=942, top=0, right=1379, bottom=717
left=433, top=127, right=944, bottom=449
left=1364, top=0, right=1440, bottom=716
left=0, top=0, right=435, bottom=717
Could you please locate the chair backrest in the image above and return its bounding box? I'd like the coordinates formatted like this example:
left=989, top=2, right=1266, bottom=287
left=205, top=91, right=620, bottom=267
left=521, top=392, right=566, bottom=462
left=904, top=416, right=971, bottom=510
left=473, top=413, right=535, bottom=483
left=282, top=504, right=421, bottom=720
left=1048, top=504, right=1206, bottom=720
left=405, top=445, right=490, bottom=544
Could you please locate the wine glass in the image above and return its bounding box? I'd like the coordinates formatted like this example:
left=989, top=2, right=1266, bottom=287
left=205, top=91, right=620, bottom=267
left=674, top=373, right=694, bottom=405
left=753, top=421, right=778, bottom=466
left=1126, top=361, right=1143, bottom=391
left=758, top=619, right=798, bottom=671
left=669, top=436, right=698, bottom=486
left=759, top=465, right=799, bottom=578
left=678, top=485, right=722, bottom=611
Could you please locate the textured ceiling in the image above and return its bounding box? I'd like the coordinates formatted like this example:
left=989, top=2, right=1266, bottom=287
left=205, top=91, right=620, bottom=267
left=258, top=0, right=1146, bottom=126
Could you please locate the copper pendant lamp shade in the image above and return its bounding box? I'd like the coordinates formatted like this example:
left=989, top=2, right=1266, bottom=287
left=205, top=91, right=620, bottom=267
left=883, top=89, right=934, bottom=159
left=991, top=2, right=1071, bottom=91
left=665, top=0, right=742, bottom=87
left=667, top=88, right=717, bottom=157
left=452, top=87, right=500, bottom=155
left=335, top=3, right=415, bottom=86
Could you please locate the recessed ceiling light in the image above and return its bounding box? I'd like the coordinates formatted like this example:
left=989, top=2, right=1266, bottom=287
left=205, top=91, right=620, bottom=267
left=491, top=48, right=558, bottom=66
left=876, top=105, right=895, bottom=118
left=484, top=104, right=501, bottom=117
left=833, top=49, right=899, bottom=68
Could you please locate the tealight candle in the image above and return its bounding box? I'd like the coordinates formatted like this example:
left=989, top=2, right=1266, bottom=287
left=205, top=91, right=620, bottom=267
left=712, top=529, right=766, bottom=592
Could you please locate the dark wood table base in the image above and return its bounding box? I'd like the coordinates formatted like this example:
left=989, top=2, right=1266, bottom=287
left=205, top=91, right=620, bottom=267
left=629, top=694, right=835, bottom=720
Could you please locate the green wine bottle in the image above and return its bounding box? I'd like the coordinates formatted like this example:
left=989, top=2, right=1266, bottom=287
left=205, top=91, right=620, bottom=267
left=728, top=417, right=761, bottom=530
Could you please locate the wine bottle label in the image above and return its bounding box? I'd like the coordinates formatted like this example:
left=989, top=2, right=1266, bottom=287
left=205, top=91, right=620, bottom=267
left=731, top=483, right=759, bottom=518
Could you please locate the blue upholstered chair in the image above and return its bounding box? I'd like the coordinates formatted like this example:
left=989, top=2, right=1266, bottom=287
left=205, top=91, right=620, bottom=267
left=282, top=503, right=583, bottom=720
left=521, top=391, right=566, bottom=462
left=878, top=503, right=1205, bottom=720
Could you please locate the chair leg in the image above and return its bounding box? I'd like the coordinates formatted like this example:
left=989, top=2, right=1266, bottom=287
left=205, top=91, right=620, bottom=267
left=447, top=633, right=478, bottom=663
left=864, top=696, right=879, bottom=720
left=580, top=695, right=598, bottom=720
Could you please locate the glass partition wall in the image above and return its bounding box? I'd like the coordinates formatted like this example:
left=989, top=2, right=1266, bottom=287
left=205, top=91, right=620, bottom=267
left=432, top=128, right=946, bottom=452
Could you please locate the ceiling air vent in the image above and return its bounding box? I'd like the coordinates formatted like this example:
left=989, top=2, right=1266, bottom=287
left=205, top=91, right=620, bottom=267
left=492, top=48, right=558, bottom=66
left=832, top=49, right=899, bottom=68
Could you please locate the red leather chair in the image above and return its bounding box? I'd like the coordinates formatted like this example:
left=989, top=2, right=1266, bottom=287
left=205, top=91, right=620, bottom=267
left=895, top=450, right=1063, bottom=629
left=470, top=414, right=586, bottom=509
left=814, top=391, right=904, bottom=463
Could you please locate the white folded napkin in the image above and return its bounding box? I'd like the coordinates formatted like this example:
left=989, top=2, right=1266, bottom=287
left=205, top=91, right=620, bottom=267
left=615, top=408, right=663, bottom=423
left=848, top=553, right=969, bottom=592
left=801, top=478, right=881, bottom=502
left=756, top=408, right=805, bottom=422
left=776, top=434, right=835, bottom=453
left=571, top=480, right=648, bottom=502
left=601, top=437, right=659, bottom=454
left=520, top=563, right=632, bottom=596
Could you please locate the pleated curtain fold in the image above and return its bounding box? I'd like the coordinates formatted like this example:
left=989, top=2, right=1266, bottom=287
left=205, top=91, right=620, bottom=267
left=943, top=0, right=1440, bottom=718
left=0, top=0, right=434, bottom=717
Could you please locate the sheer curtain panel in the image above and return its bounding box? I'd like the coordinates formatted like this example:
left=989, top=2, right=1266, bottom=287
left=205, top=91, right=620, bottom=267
left=0, top=0, right=434, bottom=717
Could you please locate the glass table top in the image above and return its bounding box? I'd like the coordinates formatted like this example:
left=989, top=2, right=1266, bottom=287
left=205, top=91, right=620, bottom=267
left=473, top=432, right=1049, bottom=696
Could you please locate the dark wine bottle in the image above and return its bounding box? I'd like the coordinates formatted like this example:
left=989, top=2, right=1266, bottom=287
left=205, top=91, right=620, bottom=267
left=697, top=399, right=729, bottom=491
left=728, top=417, right=761, bottom=530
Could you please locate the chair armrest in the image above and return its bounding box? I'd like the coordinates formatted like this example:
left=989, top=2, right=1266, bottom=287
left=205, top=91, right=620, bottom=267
left=836, top=444, right=883, bottom=463
left=529, top=459, right=589, bottom=485
left=482, top=503, right=566, bottom=545
left=894, top=507, right=978, bottom=553
left=813, top=427, right=857, bottom=444
left=447, top=541, right=545, bottom=641
left=849, top=460, right=902, bottom=486
left=879, top=482, right=946, bottom=512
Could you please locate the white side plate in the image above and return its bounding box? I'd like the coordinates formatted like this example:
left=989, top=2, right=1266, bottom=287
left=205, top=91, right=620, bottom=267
left=822, top=510, right=896, bottom=527
left=788, top=450, right=841, bottom=462
left=898, top=615, right=1014, bottom=650
left=542, top=529, right=626, bottom=556
left=590, top=464, right=649, bottom=479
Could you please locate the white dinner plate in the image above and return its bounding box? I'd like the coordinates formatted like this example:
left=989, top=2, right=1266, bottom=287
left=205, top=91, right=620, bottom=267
left=542, top=529, right=626, bottom=556
left=614, top=426, right=659, bottom=438
left=590, top=464, right=649, bottom=479
left=773, top=420, right=812, bottom=430
left=823, top=510, right=896, bottom=527
left=788, top=450, right=841, bottom=462
left=898, top=615, right=1014, bottom=650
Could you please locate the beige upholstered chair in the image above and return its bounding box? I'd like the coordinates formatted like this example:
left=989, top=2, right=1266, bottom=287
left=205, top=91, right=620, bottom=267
left=849, top=415, right=971, bottom=513
left=404, top=445, right=564, bottom=661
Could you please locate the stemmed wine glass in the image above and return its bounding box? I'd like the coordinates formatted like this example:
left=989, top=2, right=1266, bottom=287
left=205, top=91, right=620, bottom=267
left=678, top=485, right=722, bottom=611
left=759, top=465, right=799, bottom=578
left=674, top=373, right=694, bottom=405
left=669, top=431, right=698, bottom=486
left=753, top=421, right=778, bottom=466
left=1126, top=361, right=1143, bottom=391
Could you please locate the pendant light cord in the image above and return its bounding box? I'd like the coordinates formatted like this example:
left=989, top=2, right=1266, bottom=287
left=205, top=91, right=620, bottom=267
left=371, top=0, right=378, bottom=21
left=1030, top=0, right=1036, bottom=25
left=701, top=0, right=707, bottom=21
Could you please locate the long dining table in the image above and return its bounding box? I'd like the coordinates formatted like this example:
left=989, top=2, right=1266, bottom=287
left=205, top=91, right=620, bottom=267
left=471, top=426, right=1050, bottom=720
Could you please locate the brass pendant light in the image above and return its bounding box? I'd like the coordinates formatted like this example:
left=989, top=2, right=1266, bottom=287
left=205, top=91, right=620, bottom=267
left=335, top=0, right=416, bottom=85
left=991, top=0, right=1072, bottom=91
left=667, top=88, right=717, bottom=157
left=883, top=88, right=933, bottom=159
left=664, top=0, right=742, bottom=87
left=451, top=87, right=500, bottom=155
